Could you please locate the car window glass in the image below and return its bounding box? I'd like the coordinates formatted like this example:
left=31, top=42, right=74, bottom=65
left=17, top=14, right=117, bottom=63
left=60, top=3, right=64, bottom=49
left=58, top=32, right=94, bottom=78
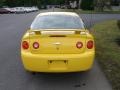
left=31, top=15, right=85, bottom=29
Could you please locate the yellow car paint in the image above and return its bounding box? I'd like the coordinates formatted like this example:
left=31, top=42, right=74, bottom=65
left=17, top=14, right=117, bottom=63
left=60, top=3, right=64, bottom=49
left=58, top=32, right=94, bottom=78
left=21, top=12, right=95, bottom=73
left=21, top=29, right=95, bottom=73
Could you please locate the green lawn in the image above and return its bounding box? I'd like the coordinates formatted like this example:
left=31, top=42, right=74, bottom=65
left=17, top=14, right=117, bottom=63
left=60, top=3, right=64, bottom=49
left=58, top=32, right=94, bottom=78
left=59, top=9, right=120, bottom=14
left=92, top=20, right=120, bottom=90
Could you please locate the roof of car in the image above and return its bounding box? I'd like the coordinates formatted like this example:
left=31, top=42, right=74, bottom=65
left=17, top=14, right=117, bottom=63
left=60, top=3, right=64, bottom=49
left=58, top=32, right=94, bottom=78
left=37, top=12, right=79, bottom=17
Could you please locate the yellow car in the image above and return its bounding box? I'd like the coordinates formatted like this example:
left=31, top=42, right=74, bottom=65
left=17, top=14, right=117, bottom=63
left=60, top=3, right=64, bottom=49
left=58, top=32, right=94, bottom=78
left=21, top=12, right=95, bottom=73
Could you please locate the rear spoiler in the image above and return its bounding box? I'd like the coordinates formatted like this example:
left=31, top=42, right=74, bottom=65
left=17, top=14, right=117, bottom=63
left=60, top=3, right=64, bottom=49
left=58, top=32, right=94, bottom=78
left=28, top=30, right=88, bottom=35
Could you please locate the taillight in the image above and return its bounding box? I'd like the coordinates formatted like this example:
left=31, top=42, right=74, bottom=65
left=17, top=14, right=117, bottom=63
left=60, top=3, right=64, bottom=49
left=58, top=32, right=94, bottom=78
left=87, top=40, right=94, bottom=49
left=33, top=42, right=39, bottom=49
left=76, top=42, right=83, bottom=49
left=22, top=41, right=29, bottom=49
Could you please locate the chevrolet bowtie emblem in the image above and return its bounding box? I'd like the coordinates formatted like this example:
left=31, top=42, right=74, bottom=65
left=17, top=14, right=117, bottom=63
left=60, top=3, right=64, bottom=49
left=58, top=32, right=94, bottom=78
left=53, top=42, right=61, bottom=45
left=53, top=42, right=61, bottom=50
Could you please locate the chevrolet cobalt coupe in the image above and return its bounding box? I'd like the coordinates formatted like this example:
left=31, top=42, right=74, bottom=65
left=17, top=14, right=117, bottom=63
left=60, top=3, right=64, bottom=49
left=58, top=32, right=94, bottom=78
left=21, top=12, right=95, bottom=73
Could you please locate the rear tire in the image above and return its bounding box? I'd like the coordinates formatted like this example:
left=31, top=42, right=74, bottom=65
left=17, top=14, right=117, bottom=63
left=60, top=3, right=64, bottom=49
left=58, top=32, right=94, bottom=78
left=31, top=72, right=36, bottom=75
left=25, top=70, right=37, bottom=75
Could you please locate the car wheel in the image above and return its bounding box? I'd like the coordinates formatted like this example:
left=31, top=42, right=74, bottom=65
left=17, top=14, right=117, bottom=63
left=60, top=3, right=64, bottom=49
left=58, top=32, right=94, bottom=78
left=31, top=72, right=36, bottom=75
left=25, top=70, right=37, bottom=75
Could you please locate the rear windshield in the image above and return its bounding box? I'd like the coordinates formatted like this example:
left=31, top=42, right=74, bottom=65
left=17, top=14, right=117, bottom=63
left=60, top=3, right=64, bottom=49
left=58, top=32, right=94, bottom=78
left=31, top=15, right=84, bottom=29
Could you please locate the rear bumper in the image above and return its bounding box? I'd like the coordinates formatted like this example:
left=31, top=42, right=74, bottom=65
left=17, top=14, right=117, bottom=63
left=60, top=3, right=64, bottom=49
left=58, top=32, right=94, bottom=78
left=21, top=51, right=95, bottom=72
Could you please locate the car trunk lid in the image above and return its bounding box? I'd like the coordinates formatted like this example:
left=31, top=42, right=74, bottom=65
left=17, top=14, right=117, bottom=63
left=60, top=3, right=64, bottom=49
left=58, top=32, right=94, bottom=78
left=29, top=30, right=87, bottom=54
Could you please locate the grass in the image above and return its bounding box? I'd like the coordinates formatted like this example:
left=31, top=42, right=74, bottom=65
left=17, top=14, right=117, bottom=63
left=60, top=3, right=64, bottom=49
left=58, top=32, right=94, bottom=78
left=58, top=9, right=120, bottom=14
left=92, top=20, right=120, bottom=90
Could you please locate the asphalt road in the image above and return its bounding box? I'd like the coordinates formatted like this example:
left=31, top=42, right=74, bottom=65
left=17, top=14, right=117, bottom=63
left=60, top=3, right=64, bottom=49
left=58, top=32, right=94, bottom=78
left=0, top=10, right=120, bottom=90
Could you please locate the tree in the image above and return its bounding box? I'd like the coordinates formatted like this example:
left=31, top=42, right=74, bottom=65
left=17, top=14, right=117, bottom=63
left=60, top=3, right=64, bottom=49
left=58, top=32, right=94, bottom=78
left=94, top=0, right=112, bottom=11
left=80, top=0, right=94, bottom=10
left=0, top=0, right=65, bottom=7
left=0, top=0, right=6, bottom=7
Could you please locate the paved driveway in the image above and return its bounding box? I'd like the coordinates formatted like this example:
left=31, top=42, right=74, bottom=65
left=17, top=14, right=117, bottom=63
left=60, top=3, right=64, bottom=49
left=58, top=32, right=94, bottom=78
left=0, top=10, right=120, bottom=90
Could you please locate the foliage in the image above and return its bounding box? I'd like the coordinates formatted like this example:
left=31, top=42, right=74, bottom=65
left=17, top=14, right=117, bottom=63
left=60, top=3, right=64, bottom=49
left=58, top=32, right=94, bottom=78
left=94, top=0, right=112, bottom=11
left=80, top=0, right=94, bottom=10
left=0, top=0, right=65, bottom=8
left=0, top=0, right=6, bottom=7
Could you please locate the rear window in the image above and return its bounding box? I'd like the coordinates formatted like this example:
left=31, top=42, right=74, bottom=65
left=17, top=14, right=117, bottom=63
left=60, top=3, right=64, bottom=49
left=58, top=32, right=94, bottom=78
left=31, top=15, right=84, bottom=29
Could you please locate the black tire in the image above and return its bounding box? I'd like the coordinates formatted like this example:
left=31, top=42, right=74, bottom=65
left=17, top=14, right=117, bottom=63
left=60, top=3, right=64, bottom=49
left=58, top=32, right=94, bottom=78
left=25, top=70, right=37, bottom=75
